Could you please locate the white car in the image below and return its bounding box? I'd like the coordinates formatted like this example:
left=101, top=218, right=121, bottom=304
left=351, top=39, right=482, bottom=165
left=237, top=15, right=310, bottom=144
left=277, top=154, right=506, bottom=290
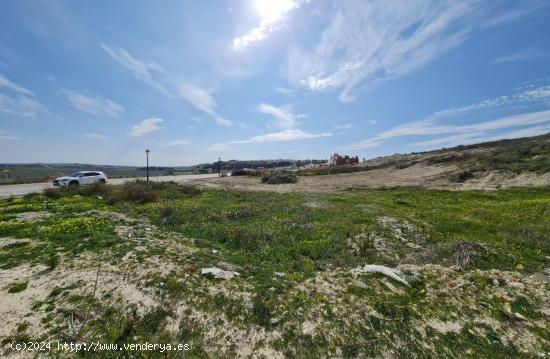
left=53, top=171, right=108, bottom=187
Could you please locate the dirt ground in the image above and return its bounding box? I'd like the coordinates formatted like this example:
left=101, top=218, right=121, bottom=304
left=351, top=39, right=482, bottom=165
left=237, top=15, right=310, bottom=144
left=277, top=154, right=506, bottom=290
left=185, top=164, right=550, bottom=193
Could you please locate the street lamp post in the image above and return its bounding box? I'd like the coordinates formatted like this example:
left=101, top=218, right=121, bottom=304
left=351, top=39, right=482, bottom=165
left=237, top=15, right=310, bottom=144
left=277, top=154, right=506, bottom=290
left=145, top=149, right=150, bottom=183
left=218, top=157, right=221, bottom=177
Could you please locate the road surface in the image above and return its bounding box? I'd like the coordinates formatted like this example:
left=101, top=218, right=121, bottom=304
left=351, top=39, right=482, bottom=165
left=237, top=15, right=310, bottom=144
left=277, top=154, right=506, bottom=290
left=0, top=173, right=220, bottom=198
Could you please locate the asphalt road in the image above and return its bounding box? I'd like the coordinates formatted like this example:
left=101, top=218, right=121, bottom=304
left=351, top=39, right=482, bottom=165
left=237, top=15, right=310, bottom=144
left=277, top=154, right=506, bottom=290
left=0, top=173, right=220, bottom=198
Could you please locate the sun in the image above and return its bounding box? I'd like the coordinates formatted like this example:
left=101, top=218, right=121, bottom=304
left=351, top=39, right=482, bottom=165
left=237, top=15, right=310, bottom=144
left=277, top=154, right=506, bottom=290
left=254, top=0, right=297, bottom=25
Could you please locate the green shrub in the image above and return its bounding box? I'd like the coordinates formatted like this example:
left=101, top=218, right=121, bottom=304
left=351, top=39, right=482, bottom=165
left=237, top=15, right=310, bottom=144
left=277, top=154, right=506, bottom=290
left=261, top=172, right=298, bottom=184
left=45, top=252, right=60, bottom=270
left=231, top=169, right=249, bottom=176
left=8, top=281, right=28, bottom=293
left=232, top=169, right=264, bottom=177
left=118, top=181, right=157, bottom=203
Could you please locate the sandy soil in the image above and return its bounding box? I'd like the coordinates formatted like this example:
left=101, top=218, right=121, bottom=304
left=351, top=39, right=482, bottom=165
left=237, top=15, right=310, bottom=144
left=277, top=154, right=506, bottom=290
left=185, top=164, right=550, bottom=193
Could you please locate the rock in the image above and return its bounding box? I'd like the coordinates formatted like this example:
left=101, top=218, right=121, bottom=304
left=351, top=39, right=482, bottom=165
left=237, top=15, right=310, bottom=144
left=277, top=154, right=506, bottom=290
left=15, top=211, right=52, bottom=222
left=507, top=281, right=525, bottom=290
left=492, top=279, right=500, bottom=286
left=217, top=261, right=238, bottom=271
left=1, top=238, right=31, bottom=249
left=406, top=242, right=422, bottom=249
left=273, top=272, right=286, bottom=277
left=531, top=273, right=550, bottom=283
left=544, top=268, right=550, bottom=275
left=201, top=267, right=239, bottom=280
left=211, top=249, right=218, bottom=254
left=351, top=264, right=410, bottom=287
left=515, top=263, right=524, bottom=270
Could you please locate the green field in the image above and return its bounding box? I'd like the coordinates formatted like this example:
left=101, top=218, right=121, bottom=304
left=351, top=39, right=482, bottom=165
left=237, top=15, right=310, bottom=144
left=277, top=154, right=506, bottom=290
left=0, top=182, right=548, bottom=357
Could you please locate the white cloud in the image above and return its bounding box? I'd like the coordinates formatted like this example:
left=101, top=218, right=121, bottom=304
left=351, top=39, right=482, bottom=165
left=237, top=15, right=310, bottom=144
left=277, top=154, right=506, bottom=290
left=287, top=1, right=545, bottom=102
left=60, top=89, right=124, bottom=117
left=207, top=128, right=332, bottom=151
left=333, top=123, right=352, bottom=130
left=493, top=47, right=547, bottom=63
left=232, top=129, right=331, bottom=144
left=0, top=93, right=44, bottom=119
left=129, top=117, right=164, bottom=137
left=101, top=44, right=171, bottom=97
left=258, top=103, right=299, bottom=129
left=424, top=85, right=550, bottom=122
left=275, top=87, right=293, bottom=95
left=367, top=120, right=377, bottom=125
left=341, top=109, right=550, bottom=150
left=84, top=133, right=109, bottom=140
left=233, top=0, right=301, bottom=50
left=0, top=130, right=19, bottom=141
left=412, top=123, right=550, bottom=148
left=102, top=44, right=232, bottom=126
left=0, top=74, right=34, bottom=95
left=206, top=143, right=230, bottom=152
left=176, top=82, right=232, bottom=126
left=162, top=139, right=191, bottom=147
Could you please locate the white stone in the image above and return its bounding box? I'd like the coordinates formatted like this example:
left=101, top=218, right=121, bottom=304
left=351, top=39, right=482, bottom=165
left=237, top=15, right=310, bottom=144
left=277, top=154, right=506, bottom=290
left=200, top=267, right=239, bottom=280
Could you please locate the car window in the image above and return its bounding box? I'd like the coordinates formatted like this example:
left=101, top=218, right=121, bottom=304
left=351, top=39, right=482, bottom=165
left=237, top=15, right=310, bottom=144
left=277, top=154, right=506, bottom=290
left=84, top=172, right=99, bottom=176
left=69, top=172, right=81, bottom=177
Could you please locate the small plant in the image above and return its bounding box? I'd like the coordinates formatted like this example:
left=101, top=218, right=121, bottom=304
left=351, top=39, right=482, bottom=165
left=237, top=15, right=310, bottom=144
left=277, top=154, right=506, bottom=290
left=448, top=170, right=475, bottom=183
left=45, top=252, right=60, bottom=270
left=119, top=181, right=157, bottom=203
left=452, top=241, right=486, bottom=270
left=261, top=171, right=298, bottom=184
left=8, top=281, right=28, bottom=293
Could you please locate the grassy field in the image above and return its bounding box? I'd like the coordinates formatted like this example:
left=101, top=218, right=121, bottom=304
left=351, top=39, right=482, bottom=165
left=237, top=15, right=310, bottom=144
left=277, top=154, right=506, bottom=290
left=0, top=181, right=548, bottom=357
left=0, top=165, right=176, bottom=184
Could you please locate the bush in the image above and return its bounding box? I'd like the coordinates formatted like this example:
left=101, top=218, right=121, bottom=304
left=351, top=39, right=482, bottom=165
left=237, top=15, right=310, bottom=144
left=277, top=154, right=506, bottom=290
left=231, top=169, right=249, bottom=176
left=118, top=181, right=157, bottom=203
left=261, top=172, right=297, bottom=184
left=81, top=182, right=112, bottom=196
left=8, top=281, right=28, bottom=293
left=232, top=169, right=264, bottom=177
left=45, top=252, right=60, bottom=270
left=448, top=170, right=475, bottom=183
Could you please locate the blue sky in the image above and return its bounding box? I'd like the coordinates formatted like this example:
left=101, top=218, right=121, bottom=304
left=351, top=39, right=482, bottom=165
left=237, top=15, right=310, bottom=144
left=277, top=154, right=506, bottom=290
left=1, top=0, right=549, bottom=166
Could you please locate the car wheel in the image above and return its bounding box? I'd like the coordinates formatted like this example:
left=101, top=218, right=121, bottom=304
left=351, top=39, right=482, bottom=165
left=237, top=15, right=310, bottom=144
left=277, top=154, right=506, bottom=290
left=69, top=181, right=79, bottom=187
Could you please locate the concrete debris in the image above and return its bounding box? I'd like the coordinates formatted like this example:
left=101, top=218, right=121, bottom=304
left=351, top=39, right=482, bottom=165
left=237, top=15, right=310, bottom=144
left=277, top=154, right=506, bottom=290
left=506, top=281, right=525, bottom=290
left=530, top=273, right=550, bottom=283
left=201, top=267, right=239, bottom=280
left=351, top=264, right=410, bottom=287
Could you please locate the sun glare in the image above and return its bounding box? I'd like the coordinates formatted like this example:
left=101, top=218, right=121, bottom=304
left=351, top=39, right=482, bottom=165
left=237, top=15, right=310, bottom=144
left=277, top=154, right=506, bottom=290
left=254, top=0, right=296, bottom=25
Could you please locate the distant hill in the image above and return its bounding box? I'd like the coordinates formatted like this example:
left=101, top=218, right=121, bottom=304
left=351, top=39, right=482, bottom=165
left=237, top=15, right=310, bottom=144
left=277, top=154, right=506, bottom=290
left=368, top=133, right=550, bottom=174
left=297, top=133, right=550, bottom=184
left=0, top=163, right=165, bottom=183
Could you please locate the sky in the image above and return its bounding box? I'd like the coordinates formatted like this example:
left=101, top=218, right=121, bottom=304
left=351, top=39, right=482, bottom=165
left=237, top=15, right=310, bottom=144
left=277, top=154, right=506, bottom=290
left=0, top=0, right=549, bottom=166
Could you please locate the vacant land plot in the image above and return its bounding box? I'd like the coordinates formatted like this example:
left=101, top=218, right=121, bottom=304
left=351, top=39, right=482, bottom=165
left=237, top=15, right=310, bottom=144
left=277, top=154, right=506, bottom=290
left=0, top=181, right=548, bottom=357
left=190, top=164, right=550, bottom=193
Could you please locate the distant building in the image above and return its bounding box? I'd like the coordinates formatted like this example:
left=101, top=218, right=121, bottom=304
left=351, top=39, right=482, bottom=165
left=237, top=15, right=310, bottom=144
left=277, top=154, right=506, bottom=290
left=329, top=153, right=359, bottom=166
